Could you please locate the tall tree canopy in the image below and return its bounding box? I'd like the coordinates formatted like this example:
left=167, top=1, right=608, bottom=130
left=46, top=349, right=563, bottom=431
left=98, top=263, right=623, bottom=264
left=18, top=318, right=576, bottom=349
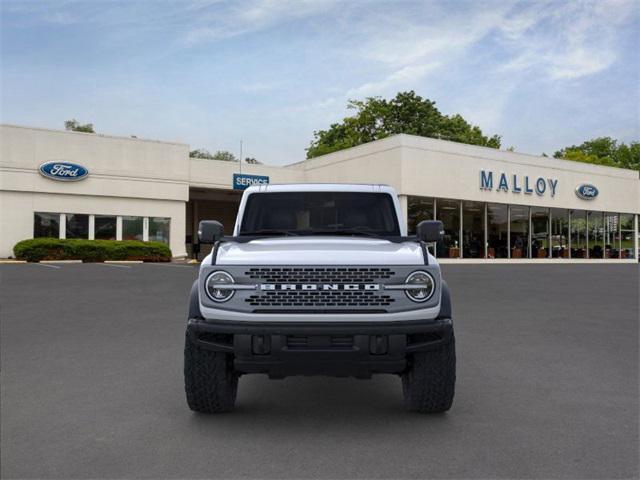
left=554, top=137, right=640, bottom=172
left=306, top=91, right=501, bottom=158
left=64, top=119, right=94, bottom=133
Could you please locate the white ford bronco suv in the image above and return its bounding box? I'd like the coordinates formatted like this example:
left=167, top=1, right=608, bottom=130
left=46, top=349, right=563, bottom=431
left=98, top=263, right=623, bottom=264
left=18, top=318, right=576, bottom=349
left=184, top=184, right=455, bottom=413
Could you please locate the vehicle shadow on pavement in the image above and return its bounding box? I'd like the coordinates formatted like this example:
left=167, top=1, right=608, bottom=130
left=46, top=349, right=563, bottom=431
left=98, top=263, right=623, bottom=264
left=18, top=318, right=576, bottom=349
left=185, top=374, right=458, bottom=423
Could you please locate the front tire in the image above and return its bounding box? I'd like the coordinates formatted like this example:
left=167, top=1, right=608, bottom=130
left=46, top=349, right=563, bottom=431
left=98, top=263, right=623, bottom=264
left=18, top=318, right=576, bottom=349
left=402, top=334, right=456, bottom=413
left=184, top=332, right=238, bottom=413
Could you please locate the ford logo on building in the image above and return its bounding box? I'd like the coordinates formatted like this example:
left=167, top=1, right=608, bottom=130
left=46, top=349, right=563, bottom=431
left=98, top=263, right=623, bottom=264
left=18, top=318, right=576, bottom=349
left=575, top=184, right=598, bottom=200
left=39, top=161, right=89, bottom=182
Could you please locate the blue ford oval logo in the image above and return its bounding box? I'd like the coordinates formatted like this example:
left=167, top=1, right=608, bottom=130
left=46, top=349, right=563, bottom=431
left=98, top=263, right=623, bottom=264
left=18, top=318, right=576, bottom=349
left=39, top=161, right=89, bottom=182
left=575, top=184, right=598, bottom=200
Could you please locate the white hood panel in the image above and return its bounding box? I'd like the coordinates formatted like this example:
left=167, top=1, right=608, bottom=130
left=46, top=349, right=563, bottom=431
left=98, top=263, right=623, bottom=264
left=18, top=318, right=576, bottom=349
left=213, top=237, right=425, bottom=265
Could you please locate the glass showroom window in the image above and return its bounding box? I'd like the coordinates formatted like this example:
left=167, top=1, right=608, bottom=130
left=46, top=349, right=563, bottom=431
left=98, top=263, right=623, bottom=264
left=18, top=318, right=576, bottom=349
left=407, top=196, right=434, bottom=234
left=95, top=215, right=117, bottom=240
left=509, top=205, right=529, bottom=258
left=620, top=214, right=636, bottom=259
left=603, top=213, right=620, bottom=259
left=436, top=199, right=460, bottom=258
left=462, top=201, right=484, bottom=258
left=65, top=214, right=89, bottom=239
left=571, top=210, right=587, bottom=258
left=149, top=217, right=170, bottom=244
left=550, top=209, right=570, bottom=258
left=122, top=216, right=143, bottom=241
left=588, top=211, right=604, bottom=258
left=34, top=212, right=60, bottom=238
left=531, top=207, right=550, bottom=259
left=487, top=203, right=508, bottom=259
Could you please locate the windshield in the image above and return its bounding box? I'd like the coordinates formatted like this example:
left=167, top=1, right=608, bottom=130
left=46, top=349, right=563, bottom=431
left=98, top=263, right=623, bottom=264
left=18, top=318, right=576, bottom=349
left=239, top=192, right=400, bottom=237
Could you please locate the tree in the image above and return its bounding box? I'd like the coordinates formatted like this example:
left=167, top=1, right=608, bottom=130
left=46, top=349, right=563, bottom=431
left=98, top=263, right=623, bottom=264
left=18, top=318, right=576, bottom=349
left=189, top=149, right=215, bottom=159
left=212, top=150, right=237, bottom=162
left=64, top=119, right=94, bottom=133
left=554, top=137, right=640, bottom=172
left=245, top=157, right=261, bottom=164
left=306, top=91, right=501, bottom=158
left=189, top=149, right=238, bottom=162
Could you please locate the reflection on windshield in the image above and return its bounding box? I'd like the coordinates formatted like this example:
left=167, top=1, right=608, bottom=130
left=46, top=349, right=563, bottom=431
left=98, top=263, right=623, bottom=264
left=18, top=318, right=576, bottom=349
left=240, top=192, right=400, bottom=237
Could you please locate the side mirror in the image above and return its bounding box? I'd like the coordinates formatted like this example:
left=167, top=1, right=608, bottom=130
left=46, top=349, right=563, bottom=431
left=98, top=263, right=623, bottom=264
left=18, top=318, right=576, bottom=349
left=198, top=220, right=224, bottom=244
left=416, top=220, right=444, bottom=243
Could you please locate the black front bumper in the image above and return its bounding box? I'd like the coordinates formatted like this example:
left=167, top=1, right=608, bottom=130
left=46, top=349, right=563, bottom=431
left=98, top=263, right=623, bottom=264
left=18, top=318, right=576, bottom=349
left=186, top=317, right=453, bottom=378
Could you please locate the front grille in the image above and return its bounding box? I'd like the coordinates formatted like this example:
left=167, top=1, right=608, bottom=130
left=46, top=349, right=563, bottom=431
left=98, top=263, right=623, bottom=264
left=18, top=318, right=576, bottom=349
left=245, top=267, right=395, bottom=283
left=246, top=290, right=395, bottom=307
left=244, top=267, right=396, bottom=309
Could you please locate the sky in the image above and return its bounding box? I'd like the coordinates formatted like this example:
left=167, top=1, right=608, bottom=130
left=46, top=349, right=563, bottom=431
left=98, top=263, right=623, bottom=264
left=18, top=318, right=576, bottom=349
left=1, top=0, right=639, bottom=165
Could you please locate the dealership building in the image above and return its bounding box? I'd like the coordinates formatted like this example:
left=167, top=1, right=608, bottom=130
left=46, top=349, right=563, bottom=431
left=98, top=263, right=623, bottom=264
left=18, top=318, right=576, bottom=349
left=1, top=123, right=638, bottom=262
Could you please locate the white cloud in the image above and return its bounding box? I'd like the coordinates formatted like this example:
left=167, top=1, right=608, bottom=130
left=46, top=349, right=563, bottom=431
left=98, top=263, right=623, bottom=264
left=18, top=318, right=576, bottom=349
left=347, top=63, right=440, bottom=97
left=499, top=0, right=637, bottom=80
left=183, top=0, right=341, bottom=44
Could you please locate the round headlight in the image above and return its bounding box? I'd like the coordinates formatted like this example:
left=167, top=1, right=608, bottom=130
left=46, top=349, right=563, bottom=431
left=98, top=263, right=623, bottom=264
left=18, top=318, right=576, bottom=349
left=205, top=271, right=235, bottom=302
left=405, top=271, right=435, bottom=302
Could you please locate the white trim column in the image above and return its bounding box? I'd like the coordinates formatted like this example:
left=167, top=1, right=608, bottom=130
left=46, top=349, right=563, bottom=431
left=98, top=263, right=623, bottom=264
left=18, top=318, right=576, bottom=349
left=528, top=207, right=532, bottom=259
left=634, top=214, right=639, bottom=260
left=617, top=213, right=622, bottom=259
left=483, top=203, right=488, bottom=259
left=548, top=208, right=552, bottom=258
left=398, top=194, right=409, bottom=234
left=88, top=215, right=95, bottom=240
left=568, top=210, right=572, bottom=259
left=459, top=201, right=463, bottom=259
left=507, top=205, right=511, bottom=258
left=116, top=216, right=123, bottom=241
left=143, top=217, right=149, bottom=242
left=59, top=213, right=66, bottom=239
left=586, top=212, right=590, bottom=259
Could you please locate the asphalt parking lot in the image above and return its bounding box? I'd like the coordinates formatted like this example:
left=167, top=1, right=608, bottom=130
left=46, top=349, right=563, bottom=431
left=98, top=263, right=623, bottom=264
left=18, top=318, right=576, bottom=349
left=1, top=263, right=638, bottom=479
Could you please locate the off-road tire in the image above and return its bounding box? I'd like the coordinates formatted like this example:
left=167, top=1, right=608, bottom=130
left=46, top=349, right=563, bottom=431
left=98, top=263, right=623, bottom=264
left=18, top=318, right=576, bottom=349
left=184, top=332, right=238, bottom=413
left=402, top=334, right=456, bottom=413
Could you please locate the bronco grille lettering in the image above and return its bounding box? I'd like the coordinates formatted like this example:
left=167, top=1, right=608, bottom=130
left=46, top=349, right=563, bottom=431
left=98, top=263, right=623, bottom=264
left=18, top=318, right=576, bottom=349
left=260, top=283, right=380, bottom=291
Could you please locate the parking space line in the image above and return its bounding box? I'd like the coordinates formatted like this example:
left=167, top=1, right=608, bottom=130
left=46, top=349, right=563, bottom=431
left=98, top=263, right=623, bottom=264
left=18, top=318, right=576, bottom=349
left=148, top=263, right=196, bottom=268
left=96, top=263, right=132, bottom=269
left=35, top=263, right=61, bottom=269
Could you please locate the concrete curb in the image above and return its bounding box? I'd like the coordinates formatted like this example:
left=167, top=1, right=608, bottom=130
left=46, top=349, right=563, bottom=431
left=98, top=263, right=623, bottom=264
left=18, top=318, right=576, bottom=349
left=40, top=260, right=83, bottom=264
left=104, top=260, right=144, bottom=264
left=0, top=259, right=27, bottom=264
left=437, top=258, right=638, bottom=264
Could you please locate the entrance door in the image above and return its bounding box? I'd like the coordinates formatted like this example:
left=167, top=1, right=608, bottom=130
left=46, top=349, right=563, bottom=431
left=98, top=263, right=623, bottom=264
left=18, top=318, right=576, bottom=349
left=187, top=188, right=242, bottom=260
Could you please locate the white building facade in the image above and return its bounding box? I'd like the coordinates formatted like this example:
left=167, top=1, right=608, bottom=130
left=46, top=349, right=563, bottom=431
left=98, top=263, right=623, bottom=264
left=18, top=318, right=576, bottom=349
left=1, top=124, right=638, bottom=262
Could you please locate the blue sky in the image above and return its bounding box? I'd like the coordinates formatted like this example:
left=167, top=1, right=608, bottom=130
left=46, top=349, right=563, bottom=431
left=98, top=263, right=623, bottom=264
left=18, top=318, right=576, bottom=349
left=2, top=0, right=639, bottom=165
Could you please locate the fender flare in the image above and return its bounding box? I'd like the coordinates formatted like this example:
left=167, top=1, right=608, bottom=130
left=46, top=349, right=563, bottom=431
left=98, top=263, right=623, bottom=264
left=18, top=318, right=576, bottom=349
left=188, top=279, right=202, bottom=319
left=438, top=279, right=452, bottom=319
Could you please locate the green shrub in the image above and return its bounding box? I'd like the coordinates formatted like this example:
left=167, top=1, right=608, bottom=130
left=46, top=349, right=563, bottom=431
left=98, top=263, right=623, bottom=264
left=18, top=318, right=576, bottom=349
left=13, top=238, right=172, bottom=262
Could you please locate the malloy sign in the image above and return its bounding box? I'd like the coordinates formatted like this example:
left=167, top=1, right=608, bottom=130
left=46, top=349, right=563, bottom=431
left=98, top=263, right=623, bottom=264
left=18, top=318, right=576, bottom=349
left=480, top=170, right=558, bottom=197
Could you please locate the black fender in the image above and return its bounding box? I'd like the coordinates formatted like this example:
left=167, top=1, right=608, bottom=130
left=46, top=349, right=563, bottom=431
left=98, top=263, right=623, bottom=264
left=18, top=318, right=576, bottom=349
left=188, top=279, right=202, bottom=319
left=438, top=280, right=452, bottom=319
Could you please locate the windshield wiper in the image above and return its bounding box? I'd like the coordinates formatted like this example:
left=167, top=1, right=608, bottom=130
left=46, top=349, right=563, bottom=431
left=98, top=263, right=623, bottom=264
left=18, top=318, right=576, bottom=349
left=313, top=227, right=384, bottom=239
left=240, top=229, right=300, bottom=237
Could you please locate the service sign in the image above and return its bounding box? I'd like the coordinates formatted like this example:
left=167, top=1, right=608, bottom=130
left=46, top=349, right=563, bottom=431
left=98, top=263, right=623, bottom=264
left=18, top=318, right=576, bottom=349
left=39, top=161, right=89, bottom=182
left=233, top=173, right=269, bottom=190
left=575, top=184, right=598, bottom=200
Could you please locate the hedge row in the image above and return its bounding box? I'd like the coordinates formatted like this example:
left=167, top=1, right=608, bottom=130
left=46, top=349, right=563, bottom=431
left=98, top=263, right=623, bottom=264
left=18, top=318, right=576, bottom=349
left=13, top=238, right=172, bottom=262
